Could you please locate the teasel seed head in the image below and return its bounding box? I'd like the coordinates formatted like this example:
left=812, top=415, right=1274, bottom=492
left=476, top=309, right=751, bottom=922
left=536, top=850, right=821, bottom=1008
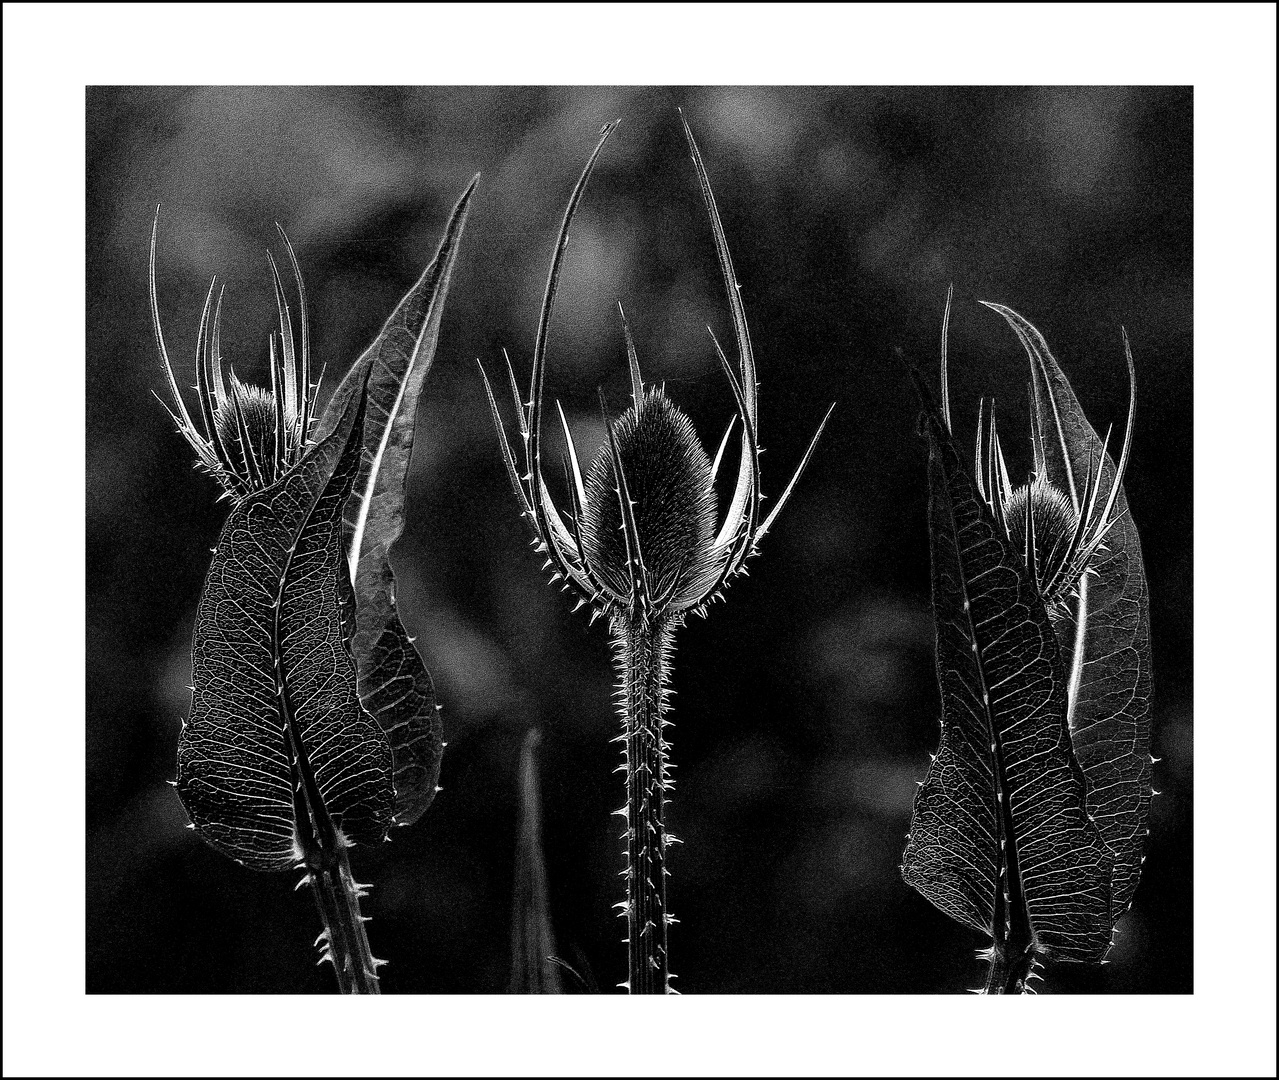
left=579, top=386, right=719, bottom=605
left=480, top=115, right=834, bottom=626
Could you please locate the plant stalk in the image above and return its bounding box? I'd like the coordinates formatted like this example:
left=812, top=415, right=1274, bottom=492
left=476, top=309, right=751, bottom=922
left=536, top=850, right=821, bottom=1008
left=982, top=938, right=1036, bottom=994
left=288, top=720, right=382, bottom=994
left=301, top=836, right=379, bottom=995
left=612, top=611, right=677, bottom=994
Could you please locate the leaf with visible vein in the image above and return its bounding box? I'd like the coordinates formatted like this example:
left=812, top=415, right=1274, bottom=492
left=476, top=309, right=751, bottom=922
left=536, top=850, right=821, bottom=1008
left=177, top=366, right=393, bottom=870
left=315, top=177, right=478, bottom=826
left=902, top=374, right=1114, bottom=967
left=983, top=304, right=1153, bottom=919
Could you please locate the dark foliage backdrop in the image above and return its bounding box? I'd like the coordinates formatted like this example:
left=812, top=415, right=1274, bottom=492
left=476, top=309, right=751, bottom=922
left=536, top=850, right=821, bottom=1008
left=86, top=85, right=1192, bottom=993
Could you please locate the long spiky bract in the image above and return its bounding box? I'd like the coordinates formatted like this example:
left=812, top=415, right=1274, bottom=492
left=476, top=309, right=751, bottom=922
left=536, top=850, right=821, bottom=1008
left=150, top=206, right=320, bottom=502
left=480, top=118, right=834, bottom=993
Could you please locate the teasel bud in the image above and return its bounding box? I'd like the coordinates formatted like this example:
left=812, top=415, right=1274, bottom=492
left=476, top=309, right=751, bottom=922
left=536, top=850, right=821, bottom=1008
left=481, top=115, right=833, bottom=993
left=149, top=210, right=321, bottom=500
left=941, top=291, right=1136, bottom=624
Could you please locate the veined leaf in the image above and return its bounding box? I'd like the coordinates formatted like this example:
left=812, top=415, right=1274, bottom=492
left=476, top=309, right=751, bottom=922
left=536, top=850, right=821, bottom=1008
left=902, top=375, right=1114, bottom=970
left=982, top=304, right=1153, bottom=919
left=316, top=176, right=478, bottom=826
left=177, top=367, right=394, bottom=871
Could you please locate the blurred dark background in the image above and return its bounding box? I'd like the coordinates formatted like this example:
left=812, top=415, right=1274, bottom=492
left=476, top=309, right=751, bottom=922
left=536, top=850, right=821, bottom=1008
left=86, top=86, right=1192, bottom=994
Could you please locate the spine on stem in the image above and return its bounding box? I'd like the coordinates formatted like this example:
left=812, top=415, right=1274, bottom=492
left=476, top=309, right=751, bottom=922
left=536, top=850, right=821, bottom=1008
left=289, top=721, right=384, bottom=994
left=612, top=611, right=678, bottom=995
left=300, top=834, right=382, bottom=995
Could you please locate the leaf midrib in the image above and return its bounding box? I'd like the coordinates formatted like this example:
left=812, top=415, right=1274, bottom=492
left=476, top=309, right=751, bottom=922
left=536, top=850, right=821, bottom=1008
left=949, top=489, right=1032, bottom=961
left=270, top=473, right=341, bottom=863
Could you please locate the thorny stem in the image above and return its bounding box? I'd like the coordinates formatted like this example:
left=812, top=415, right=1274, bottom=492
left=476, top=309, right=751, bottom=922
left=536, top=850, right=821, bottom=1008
left=982, top=938, right=1037, bottom=995
left=300, top=837, right=381, bottom=995
left=613, top=611, right=677, bottom=994
left=288, top=721, right=381, bottom=994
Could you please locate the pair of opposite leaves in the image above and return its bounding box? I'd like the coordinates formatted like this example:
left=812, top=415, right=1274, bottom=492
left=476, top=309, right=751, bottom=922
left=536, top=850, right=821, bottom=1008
left=903, top=305, right=1152, bottom=977
left=172, top=178, right=478, bottom=869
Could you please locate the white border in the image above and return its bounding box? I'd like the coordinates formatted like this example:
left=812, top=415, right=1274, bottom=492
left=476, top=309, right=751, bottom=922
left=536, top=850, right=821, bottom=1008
left=5, top=3, right=1275, bottom=1077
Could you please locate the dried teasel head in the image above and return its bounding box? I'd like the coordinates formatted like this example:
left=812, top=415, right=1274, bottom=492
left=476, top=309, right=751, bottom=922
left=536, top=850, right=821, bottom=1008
left=149, top=208, right=322, bottom=500
left=939, top=289, right=1135, bottom=620
left=480, top=117, right=834, bottom=626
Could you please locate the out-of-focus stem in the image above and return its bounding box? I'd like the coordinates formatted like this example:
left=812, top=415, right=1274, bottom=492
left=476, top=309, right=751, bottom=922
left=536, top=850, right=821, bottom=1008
left=509, top=728, right=563, bottom=993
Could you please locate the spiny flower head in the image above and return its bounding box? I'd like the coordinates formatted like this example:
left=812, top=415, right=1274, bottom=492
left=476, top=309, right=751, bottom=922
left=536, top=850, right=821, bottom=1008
left=579, top=384, right=718, bottom=604
left=480, top=117, right=834, bottom=625
left=149, top=209, right=321, bottom=500
left=938, top=291, right=1135, bottom=621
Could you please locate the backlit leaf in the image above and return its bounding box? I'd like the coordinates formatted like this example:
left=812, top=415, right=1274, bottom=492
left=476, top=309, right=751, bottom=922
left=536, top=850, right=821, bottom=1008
left=982, top=304, right=1153, bottom=918
left=902, top=376, right=1114, bottom=967
left=177, top=368, right=394, bottom=870
left=316, top=176, right=478, bottom=826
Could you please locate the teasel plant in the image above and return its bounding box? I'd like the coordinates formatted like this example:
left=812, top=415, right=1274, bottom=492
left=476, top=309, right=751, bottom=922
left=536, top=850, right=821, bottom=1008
left=901, top=291, right=1153, bottom=994
left=480, top=117, right=834, bottom=994
left=150, top=176, right=477, bottom=992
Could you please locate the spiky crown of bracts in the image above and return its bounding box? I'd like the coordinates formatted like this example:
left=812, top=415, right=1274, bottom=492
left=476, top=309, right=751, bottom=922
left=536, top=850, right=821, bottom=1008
left=938, top=291, right=1136, bottom=620
left=481, top=116, right=834, bottom=627
left=150, top=211, right=323, bottom=500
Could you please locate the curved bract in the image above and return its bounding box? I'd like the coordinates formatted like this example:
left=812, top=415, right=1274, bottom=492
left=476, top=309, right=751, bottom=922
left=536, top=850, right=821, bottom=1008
left=150, top=214, right=320, bottom=501
left=478, top=117, right=834, bottom=625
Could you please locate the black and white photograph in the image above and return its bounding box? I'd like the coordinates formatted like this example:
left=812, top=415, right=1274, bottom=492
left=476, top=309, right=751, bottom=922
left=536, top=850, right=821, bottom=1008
left=5, top=4, right=1276, bottom=1077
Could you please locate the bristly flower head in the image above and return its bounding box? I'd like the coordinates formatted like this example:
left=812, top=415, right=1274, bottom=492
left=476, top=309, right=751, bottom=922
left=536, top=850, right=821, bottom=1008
left=939, top=290, right=1135, bottom=620
left=480, top=116, right=834, bottom=626
left=149, top=209, right=322, bottom=501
